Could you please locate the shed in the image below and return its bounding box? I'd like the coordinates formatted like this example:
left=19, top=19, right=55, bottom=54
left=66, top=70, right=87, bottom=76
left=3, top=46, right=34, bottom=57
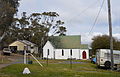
left=9, top=40, right=38, bottom=54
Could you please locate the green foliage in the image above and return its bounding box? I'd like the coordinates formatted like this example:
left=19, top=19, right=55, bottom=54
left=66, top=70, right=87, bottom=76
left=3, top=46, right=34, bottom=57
left=91, top=35, right=120, bottom=54
left=0, top=0, right=20, bottom=49
left=0, top=1, right=66, bottom=51
left=8, top=12, right=67, bottom=51
left=0, top=0, right=20, bottom=36
left=56, top=26, right=67, bottom=36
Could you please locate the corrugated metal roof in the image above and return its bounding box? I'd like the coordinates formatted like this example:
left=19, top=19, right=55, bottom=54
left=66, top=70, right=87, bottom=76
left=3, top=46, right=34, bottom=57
left=49, top=35, right=88, bottom=49
left=20, top=40, right=36, bottom=46
left=9, top=40, right=37, bottom=46
left=80, top=44, right=89, bottom=49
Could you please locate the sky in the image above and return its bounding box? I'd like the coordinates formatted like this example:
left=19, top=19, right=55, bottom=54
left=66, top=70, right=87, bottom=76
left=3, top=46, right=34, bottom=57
left=18, top=0, right=120, bottom=44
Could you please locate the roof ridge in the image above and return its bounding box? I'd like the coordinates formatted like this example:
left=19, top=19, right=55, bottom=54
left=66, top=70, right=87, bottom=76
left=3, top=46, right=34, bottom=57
left=18, top=40, right=36, bottom=46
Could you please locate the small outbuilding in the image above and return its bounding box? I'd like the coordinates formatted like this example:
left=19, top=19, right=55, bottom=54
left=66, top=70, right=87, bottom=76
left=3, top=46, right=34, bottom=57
left=43, top=35, right=89, bottom=60
left=9, top=40, right=38, bottom=54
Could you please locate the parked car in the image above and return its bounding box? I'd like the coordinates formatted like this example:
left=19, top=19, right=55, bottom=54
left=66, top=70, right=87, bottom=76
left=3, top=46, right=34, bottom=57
left=91, top=57, right=96, bottom=64
left=3, top=48, right=11, bottom=56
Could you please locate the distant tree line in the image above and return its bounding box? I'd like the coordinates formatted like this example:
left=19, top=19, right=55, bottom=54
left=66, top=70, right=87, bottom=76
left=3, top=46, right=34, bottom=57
left=91, top=35, right=120, bottom=54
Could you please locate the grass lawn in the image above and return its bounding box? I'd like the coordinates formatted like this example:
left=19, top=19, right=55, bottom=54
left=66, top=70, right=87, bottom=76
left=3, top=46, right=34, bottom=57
left=0, top=60, right=120, bottom=77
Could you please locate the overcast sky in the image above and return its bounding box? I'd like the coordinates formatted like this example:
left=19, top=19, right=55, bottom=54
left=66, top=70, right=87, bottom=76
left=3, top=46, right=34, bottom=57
left=18, top=0, right=120, bottom=44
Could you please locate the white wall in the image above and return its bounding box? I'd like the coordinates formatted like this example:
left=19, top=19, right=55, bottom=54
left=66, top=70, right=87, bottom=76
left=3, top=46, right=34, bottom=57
left=55, top=49, right=70, bottom=59
left=43, top=41, right=89, bottom=60
left=31, top=47, right=38, bottom=54
left=27, top=46, right=31, bottom=51
left=55, top=49, right=82, bottom=59
left=43, top=41, right=54, bottom=59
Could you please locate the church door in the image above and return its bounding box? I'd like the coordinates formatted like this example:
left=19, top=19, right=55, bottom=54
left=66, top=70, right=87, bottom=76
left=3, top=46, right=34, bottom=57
left=82, top=51, right=86, bottom=59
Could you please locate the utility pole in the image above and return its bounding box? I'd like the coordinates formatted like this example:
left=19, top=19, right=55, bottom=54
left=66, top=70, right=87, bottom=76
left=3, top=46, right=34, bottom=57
left=24, top=50, right=27, bottom=64
left=107, top=0, right=114, bottom=70
left=47, top=49, right=49, bottom=66
left=70, top=49, right=72, bottom=69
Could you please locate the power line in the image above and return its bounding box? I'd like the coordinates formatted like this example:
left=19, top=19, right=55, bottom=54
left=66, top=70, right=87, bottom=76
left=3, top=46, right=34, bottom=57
left=80, top=0, right=105, bottom=44
left=88, top=0, right=105, bottom=35
left=66, top=0, right=99, bottom=23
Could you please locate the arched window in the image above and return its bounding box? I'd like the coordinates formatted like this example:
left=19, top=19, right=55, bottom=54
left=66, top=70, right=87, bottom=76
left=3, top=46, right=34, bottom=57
left=47, top=49, right=49, bottom=55
left=70, top=49, right=72, bottom=56
left=62, top=49, right=64, bottom=56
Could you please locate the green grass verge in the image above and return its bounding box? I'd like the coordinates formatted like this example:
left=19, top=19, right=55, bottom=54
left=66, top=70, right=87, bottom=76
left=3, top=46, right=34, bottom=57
left=0, top=60, right=120, bottom=77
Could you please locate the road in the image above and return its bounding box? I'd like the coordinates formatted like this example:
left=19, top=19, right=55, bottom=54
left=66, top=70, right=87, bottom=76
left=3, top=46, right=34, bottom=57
left=0, top=54, right=23, bottom=69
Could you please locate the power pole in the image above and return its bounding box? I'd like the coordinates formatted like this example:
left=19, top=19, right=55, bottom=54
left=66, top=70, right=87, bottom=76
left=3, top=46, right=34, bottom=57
left=24, top=50, right=27, bottom=64
left=107, top=0, right=114, bottom=70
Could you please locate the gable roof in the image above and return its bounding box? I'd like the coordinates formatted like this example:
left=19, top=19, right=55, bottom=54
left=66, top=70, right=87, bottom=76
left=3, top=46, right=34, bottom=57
left=9, top=40, right=37, bottom=47
left=19, top=40, right=36, bottom=46
left=49, top=35, right=88, bottom=49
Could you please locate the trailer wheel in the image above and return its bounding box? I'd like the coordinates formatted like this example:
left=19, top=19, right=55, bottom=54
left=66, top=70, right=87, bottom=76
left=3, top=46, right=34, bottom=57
left=104, top=61, right=111, bottom=69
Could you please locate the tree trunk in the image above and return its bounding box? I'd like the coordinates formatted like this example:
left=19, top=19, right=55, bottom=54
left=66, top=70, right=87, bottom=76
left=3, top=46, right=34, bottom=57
left=0, top=32, right=6, bottom=43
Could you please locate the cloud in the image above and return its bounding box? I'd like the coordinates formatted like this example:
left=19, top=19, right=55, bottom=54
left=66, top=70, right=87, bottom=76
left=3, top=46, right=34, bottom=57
left=113, top=34, right=120, bottom=40
left=18, top=0, right=120, bottom=44
left=81, top=32, right=120, bottom=45
left=81, top=32, right=103, bottom=44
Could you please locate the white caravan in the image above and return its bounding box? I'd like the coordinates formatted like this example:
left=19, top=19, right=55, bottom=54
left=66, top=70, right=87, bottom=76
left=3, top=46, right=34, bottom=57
left=96, top=49, right=120, bottom=68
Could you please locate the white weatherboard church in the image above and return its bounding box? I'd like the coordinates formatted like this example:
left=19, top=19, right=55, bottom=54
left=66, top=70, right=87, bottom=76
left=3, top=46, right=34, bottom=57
left=43, top=35, right=89, bottom=60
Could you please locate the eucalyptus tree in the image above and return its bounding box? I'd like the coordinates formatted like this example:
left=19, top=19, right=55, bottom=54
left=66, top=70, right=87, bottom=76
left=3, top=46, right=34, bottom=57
left=14, top=12, right=67, bottom=55
left=28, top=12, right=67, bottom=48
left=0, top=0, right=20, bottom=42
